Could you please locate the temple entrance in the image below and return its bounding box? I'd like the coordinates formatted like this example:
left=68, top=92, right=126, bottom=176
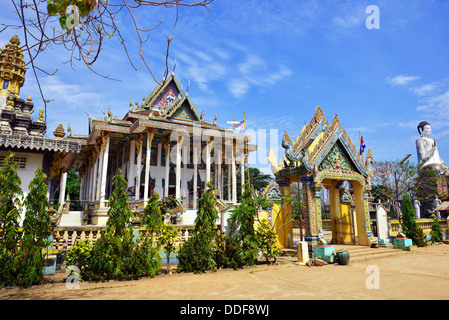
left=321, top=180, right=357, bottom=245
left=270, top=106, right=375, bottom=247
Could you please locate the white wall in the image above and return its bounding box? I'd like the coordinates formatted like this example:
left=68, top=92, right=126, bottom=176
left=0, top=151, right=44, bottom=224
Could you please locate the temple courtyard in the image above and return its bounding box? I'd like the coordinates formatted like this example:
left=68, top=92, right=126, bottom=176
left=1, top=243, right=448, bottom=300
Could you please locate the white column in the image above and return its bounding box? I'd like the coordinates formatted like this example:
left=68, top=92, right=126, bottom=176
left=135, top=140, right=143, bottom=200
left=96, top=142, right=104, bottom=202
left=144, top=131, right=155, bottom=202
left=218, top=164, right=223, bottom=199
left=91, top=156, right=98, bottom=202
left=206, top=140, right=211, bottom=185
left=193, top=151, right=198, bottom=210
left=58, top=172, right=68, bottom=207
left=232, top=141, right=237, bottom=204
left=128, top=139, right=136, bottom=191
left=175, top=136, right=183, bottom=199
left=100, top=135, right=110, bottom=205
left=241, top=153, right=245, bottom=188
left=227, top=164, right=231, bottom=201
left=164, top=143, right=170, bottom=197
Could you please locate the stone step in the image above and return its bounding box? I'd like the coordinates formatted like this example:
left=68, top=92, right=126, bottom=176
left=344, top=247, right=409, bottom=263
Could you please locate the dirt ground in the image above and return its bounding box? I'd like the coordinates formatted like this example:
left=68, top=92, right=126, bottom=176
left=1, top=244, right=449, bottom=302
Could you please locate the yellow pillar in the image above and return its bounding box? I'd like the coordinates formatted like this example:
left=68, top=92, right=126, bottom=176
left=353, top=181, right=372, bottom=246
left=276, top=183, right=293, bottom=248
left=328, top=180, right=342, bottom=244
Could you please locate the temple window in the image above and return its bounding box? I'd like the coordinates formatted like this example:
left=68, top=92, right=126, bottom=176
left=2, top=80, right=9, bottom=90
left=0, top=155, right=26, bottom=169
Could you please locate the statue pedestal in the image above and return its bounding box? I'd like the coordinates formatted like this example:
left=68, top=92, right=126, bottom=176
left=394, top=238, right=413, bottom=250
left=312, top=245, right=335, bottom=263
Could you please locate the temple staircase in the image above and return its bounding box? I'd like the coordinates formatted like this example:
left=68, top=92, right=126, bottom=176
left=329, top=244, right=412, bottom=264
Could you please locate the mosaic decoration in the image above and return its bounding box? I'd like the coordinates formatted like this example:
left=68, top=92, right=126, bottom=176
left=318, top=142, right=356, bottom=172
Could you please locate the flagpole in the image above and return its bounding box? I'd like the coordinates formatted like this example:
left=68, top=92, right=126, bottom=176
left=359, top=131, right=363, bottom=161
left=244, top=112, right=250, bottom=187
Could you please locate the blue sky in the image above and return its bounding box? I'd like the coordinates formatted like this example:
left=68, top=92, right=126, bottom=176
left=1, top=0, right=449, bottom=176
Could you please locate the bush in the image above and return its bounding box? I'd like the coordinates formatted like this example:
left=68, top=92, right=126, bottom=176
left=177, top=181, right=218, bottom=274
left=65, top=171, right=162, bottom=282
left=401, top=194, right=427, bottom=247
left=66, top=239, right=93, bottom=280
left=229, top=183, right=259, bottom=266
left=256, top=218, right=282, bottom=264
left=177, top=232, right=216, bottom=274
left=431, top=218, right=444, bottom=243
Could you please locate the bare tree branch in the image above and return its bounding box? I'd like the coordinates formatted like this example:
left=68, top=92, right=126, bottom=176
left=1, top=0, right=214, bottom=115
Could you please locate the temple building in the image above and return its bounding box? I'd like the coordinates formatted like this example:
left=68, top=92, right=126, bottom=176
left=0, top=34, right=255, bottom=228
left=268, top=106, right=375, bottom=247
left=72, top=74, right=255, bottom=226
left=0, top=35, right=83, bottom=223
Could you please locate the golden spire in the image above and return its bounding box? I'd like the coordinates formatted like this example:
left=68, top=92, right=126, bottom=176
left=53, top=123, right=65, bottom=138
left=0, top=35, right=26, bottom=95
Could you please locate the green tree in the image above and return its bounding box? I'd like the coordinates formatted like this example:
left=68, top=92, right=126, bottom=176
left=431, top=218, right=444, bottom=243
left=67, top=171, right=162, bottom=282
left=141, top=192, right=163, bottom=241
left=401, top=194, right=427, bottom=247
left=177, top=181, right=218, bottom=273
left=0, top=152, right=23, bottom=288
left=107, top=170, right=133, bottom=237
left=256, top=218, right=281, bottom=265
left=159, top=222, right=178, bottom=274
left=229, top=182, right=259, bottom=266
left=66, top=166, right=81, bottom=209
left=0, top=152, right=23, bottom=254
left=17, top=166, right=51, bottom=287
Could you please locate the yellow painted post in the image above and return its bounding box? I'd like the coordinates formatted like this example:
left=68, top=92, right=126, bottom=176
left=353, top=181, right=372, bottom=246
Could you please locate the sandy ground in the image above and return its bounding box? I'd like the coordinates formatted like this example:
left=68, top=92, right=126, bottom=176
left=1, top=243, right=449, bottom=302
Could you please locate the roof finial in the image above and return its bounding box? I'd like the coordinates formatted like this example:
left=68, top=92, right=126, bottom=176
left=186, top=76, right=190, bottom=97
left=171, top=54, right=177, bottom=76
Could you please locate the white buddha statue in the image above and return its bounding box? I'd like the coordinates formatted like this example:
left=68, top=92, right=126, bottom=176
left=416, top=121, right=447, bottom=175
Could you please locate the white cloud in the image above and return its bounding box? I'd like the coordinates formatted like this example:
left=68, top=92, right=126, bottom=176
left=228, top=79, right=249, bottom=98
left=411, top=83, right=436, bottom=96
left=386, top=75, right=420, bottom=86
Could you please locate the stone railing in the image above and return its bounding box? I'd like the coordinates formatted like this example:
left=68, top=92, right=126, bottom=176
left=389, top=219, right=448, bottom=236
left=47, top=225, right=194, bottom=253
left=316, top=218, right=448, bottom=236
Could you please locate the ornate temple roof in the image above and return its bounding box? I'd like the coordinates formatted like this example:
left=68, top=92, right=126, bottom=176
left=86, top=74, right=252, bottom=145
left=0, top=34, right=25, bottom=96
left=271, top=106, right=374, bottom=179
left=0, top=35, right=82, bottom=156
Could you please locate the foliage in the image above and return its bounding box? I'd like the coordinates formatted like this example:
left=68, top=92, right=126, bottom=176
left=66, top=166, right=81, bottom=209
left=255, top=218, right=281, bottom=265
left=177, top=181, right=218, bottom=273
left=66, top=239, right=92, bottom=281
left=66, top=171, right=161, bottom=282
left=47, top=0, right=96, bottom=34
left=222, top=234, right=245, bottom=270
left=107, top=170, right=133, bottom=237
left=401, top=194, right=427, bottom=247
left=232, top=167, right=273, bottom=201
left=18, top=167, right=52, bottom=287
left=214, top=231, right=245, bottom=270
left=430, top=218, right=444, bottom=243
left=0, top=156, right=51, bottom=288
left=142, top=192, right=163, bottom=241
left=372, top=160, right=441, bottom=218
left=0, top=153, right=23, bottom=254
left=159, top=222, right=179, bottom=273
left=177, top=232, right=216, bottom=274
left=229, top=182, right=259, bottom=266
left=158, top=195, right=179, bottom=215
